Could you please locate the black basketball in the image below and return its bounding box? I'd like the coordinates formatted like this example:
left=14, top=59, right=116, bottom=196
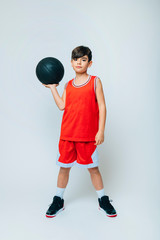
left=36, top=57, right=64, bottom=84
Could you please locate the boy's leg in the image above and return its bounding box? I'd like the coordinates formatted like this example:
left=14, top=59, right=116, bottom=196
left=46, top=167, right=71, bottom=218
left=88, top=167, right=104, bottom=191
left=55, top=167, right=71, bottom=198
left=56, top=167, right=71, bottom=197
left=88, top=167, right=106, bottom=198
left=57, top=166, right=71, bottom=188
left=88, top=167, right=117, bottom=217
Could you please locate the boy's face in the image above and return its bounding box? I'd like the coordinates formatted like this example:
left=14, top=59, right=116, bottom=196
left=71, top=55, right=92, bottom=73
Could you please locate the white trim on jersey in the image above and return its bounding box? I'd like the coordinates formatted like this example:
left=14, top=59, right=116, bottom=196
left=72, top=74, right=91, bottom=88
left=94, top=76, right=99, bottom=101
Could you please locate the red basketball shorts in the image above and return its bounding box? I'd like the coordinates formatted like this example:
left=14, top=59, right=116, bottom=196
left=56, top=139, right=99, bottom=168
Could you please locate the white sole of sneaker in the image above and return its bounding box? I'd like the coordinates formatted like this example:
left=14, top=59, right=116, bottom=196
left=46, top=207, right=65, bottom=218
left=99, top=207, right=117, bottom=217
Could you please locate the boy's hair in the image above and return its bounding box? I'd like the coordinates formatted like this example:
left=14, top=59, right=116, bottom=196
left=71, top=46, right=92, bottom=62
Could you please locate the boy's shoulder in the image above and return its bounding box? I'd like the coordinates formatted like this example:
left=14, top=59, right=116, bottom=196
left=64, top=80, right=71, bottom=89
left=63, top=77, right=75, bottom=89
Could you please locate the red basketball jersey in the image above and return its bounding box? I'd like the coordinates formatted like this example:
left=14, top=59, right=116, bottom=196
left=59, top=75, right=99, bottom=141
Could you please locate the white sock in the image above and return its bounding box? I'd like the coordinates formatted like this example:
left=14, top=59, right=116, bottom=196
left=96, top=188, right=105, bottom=198
left=55, top=187, right=66, bottom=199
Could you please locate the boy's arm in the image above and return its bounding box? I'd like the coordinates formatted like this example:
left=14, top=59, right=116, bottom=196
left=61, top=87, right=66, bottom=110
left=96, top=78, right=107, bottom=133
left=50, top=83, right=66, bottom=111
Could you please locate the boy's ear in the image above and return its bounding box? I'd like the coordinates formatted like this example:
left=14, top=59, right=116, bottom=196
left=88, top=60, right=93, bottom=67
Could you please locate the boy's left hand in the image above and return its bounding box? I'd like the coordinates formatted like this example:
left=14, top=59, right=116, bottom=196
left=94, top=130, right=104, bottom=145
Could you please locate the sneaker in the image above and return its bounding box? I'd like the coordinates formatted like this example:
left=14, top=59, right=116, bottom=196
left=98, top=195, right=117, bottom=217
left=46, top=196, right=65, bottom=218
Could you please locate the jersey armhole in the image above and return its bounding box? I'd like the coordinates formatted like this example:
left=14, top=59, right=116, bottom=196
left=94, top=76, right=98, bottom=101
left=64, top=81, right=69, bottom=89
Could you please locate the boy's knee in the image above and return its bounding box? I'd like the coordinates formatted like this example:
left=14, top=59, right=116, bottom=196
left=88, top=166, right=99, bottom=174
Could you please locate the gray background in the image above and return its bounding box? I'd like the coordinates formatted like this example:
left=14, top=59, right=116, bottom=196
left=1, top=0, right=159, bottom=239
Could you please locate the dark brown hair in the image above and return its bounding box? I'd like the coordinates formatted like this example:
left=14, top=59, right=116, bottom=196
left=71, top=46, right=92, bottom=62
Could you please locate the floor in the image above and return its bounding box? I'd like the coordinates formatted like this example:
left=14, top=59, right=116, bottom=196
left=1, top=188, right=159, bottom=240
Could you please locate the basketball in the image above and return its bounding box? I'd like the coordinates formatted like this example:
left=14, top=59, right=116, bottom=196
left=36, top=57, right=65, bottom=85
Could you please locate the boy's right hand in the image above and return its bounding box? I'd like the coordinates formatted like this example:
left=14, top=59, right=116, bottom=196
left=42, top=83, right=59, bottom=88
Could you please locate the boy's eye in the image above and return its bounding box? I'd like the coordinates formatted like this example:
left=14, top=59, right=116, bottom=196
left=73, top=58, right=86, bottom=61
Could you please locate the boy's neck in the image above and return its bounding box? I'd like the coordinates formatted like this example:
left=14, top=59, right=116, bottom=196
left=75, top=72, right=89, bottom=81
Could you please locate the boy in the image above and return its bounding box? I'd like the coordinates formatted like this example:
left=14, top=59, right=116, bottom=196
left=42, top=46, right=117, bottom=218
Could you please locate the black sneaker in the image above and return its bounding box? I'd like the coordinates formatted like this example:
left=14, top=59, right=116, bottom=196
left=46, top=196, right=65, bottom=218
left=98, top=195, right=117, bottom=217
